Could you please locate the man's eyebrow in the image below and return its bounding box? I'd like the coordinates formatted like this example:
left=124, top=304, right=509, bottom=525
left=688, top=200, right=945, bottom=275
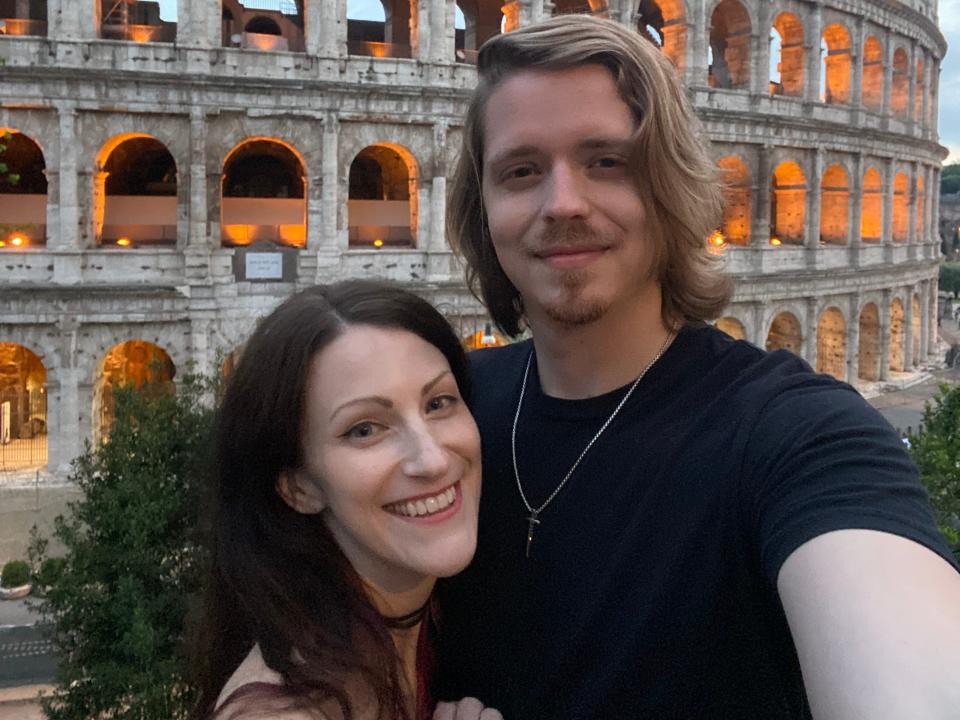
left=486, top=137, right=634, bottom=169
left=328, top=370, right=452, bottom=422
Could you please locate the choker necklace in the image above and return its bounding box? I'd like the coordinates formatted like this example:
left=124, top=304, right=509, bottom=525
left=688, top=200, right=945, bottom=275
left=382, top=599, right=430, bottom=630
left=511, top=331, right=676, bottom=558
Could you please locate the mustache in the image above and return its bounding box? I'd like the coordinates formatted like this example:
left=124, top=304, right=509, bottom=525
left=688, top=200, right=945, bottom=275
left=531, top=221, right=619, bottom=253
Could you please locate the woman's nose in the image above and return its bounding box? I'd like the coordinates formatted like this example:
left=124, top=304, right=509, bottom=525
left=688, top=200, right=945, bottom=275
left=402, top=424, right=450, bottom=480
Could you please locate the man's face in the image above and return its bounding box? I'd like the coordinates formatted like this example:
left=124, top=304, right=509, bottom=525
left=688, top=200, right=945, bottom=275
left=481, top=64, right=656, bottom=328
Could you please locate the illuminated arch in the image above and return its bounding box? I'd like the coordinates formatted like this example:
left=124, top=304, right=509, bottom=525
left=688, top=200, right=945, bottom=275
left=770, top=12, right=804, bottom=97
left=766, top=312, right=802, bottom=355
left=861, top=167, right=882, bottom=243
left=858, top=303, right=880, bottom=381
left=348, top=143, right=419, bottom=248
left=708, top=0, right=751, bottom=90
left=0, top=342, right=48, bottom=470
left=636, top=0, right=687, bottom=70
left=0, top=129, right=47, bottom=248
left=889, top=298, right=905, bottom=372
left=220, top=137, right=307, bottom=248
left=820, top=164, right=849, bottom=245
left=771, top=161, right=806, bottom=245
left=95, top=133, right=177, bottom=247
left=222, top=0, right=304, bottom=51
left=718, top=156, right=751, bottom=246
left=816, top=307, right=846, bottom=380
left=892, top=48, right=909, bottom=118
left=821, top=23, right=852, bottom=105
left=716, top=316, right=746, bottom=340
left=893, top=172, right=908, bottom=243
left=862, top=36, right=883, bottom=111
left=93, top=340, right=176, bottom=442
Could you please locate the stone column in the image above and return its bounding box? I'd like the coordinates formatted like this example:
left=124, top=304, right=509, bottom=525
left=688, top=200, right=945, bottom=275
left=851, top=17, right=865, bottom=107
left=850, top=153, right=863, bottom=248
left=919, top=280, right=930, bottom=365
left=907, top=162, right=918, bottom=246
left=315, top=0, right=346, bottom=57
left=879, top=289, right=891, bottom=381
left=908, top=40, right=918, bottom=127
left=803, top=296, right=818, bottom=367
left=931, top=166, right=942, bottom=255
left=919, top=50, right=930, bottom=133
left=188, top=108, right=208, bottom=248
left=176, top=0, right=216, bottom=46
left=806, top=149, right=822, bottom=249
left=53, top=320, right=82, bottom=472
left=751, top=1, right=773, bottom=97
left=47, top=0, right=95, bottom=40
left=53, top=105, right=82, bottom=284
left=930, top=60, right=941, bottom=135
left=754, top=144, right=772, bottom=246
left=804, top=1, right=823, bottom=104
left=846, top=295, right=861, bottom=385
left=882, top=29, right=893, bottom=117
left=321, top=112, right=341, bottom=253
left=903, top=287, right=914, bottom=369
left=426, top=0, right=453, bottom=64
left=928, top=279, right=939, bottom=357
left=429, top=120, right=449, bottom=253
left=881, top=157, right=894, bottom=246
left=503, top=0, right=538, bottom=29
left=688, top=0, right=708, bottom=88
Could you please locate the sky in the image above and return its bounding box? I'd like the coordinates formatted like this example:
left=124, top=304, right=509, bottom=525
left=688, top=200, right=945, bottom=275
left=158, top=0, right=960, bottom=163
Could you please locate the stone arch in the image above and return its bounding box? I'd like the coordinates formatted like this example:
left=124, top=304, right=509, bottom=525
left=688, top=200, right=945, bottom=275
left=0, top=129, right=47, bottom=248
left=892, top=47, right=909, bottom=119
left=820, top=164, right=849, bottom=245
left=636, top=0, right=687, bottom=71
left=92, top=340, right=176, bottom=442
left=718, top=155, right=751, bottom=246
left=552, top=0, right=608, bottom=17
left=893, top=172, right=908, bottom=243
left=95, top=133, right=177, bottom=247
left=862, top=35, right=883, bottom=111
left=0, top=342, right=48, bottom=470
left=0, top=1, right=48, bottom=37
left=222, top=0, right=304, bottom=51
left=346, top=0, right=418, bottom=59
left=858, top=302, right=880, bottom=381
left=912, top=293, right=922, bottom=367
left=770, top=11, right=804, bottom=97
left=456, top=1, right=508, bottom=62
left=821, top=23, right=852, bottom=105
left=861, top=166, right=882, bottom=243
left=771, top=161, right=806, bottom=245
left=220, top=137, right=307, bottom=248
left=766, top=312, right=802, bottom=355
left=99, top=0, right=176, bottom=43
left=348, top=144, right=419, bottom=248
left=816, top=306, right=846, bottom=380
left=708, top=0, right=751, bottom=90
left=716, top=316, right=746, bottom=340
left=889, top=297, right=905, bottom=372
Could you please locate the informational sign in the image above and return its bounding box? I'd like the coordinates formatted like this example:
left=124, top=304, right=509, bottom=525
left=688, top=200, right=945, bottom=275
left=245, top=253, right=284, bottom=280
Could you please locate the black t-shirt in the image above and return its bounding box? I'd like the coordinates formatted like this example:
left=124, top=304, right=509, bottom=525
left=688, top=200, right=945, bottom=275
left=436, top=324, right=957, bottom=719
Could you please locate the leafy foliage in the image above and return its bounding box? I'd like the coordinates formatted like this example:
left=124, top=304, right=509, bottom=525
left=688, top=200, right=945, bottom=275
left=1, top=560, right=31, bottom=587
left=28, top=373, right=214, bottom=720
left=0, top=131, right=21, bottom=187
left=943, top=163, right=960, bottom=196
left=939, top=263, right=960, bottom=299
left=909, top=384, right=960, bottom=561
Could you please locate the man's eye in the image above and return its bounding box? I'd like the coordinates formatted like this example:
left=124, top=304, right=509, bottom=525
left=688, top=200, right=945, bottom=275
left=595, top=156, right=626, bottom=169
left=502, top=165, right=537, bottom=182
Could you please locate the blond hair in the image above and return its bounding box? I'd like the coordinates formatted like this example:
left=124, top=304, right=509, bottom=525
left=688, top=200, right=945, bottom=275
left=447, top=15, right=732, bottom=337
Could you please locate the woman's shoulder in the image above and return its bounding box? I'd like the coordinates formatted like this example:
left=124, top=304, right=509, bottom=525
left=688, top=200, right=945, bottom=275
left=216, top=645, right=284, bottom=710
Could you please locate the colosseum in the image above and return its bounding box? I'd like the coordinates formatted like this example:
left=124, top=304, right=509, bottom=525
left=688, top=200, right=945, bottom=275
left=0, top=0, right=947, bottom=476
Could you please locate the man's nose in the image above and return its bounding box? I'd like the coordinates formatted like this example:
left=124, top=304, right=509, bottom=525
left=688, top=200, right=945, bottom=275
left=543, top=162, right=590, bottom=221
left=402, top=424, right=451, bottom=480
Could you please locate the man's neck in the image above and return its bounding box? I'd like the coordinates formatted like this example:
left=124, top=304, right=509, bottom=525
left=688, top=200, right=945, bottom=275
left=528, top=296, right=674, bottom=400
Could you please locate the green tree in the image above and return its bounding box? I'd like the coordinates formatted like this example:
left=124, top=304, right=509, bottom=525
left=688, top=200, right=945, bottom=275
left=909, top=384, right=960, bottom=561
left=942, top=162, right=960, bottom=195
left=939, top=263, right=960, bottom=298
left=0, top=131, right=21, bottom=187
left=29, top=373, right=214, bottom=720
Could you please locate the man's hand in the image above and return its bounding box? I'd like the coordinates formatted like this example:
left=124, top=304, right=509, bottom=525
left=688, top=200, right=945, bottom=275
left=433, top=697, right=504, bottom=720
left=778, top=529, right=960, bottom=719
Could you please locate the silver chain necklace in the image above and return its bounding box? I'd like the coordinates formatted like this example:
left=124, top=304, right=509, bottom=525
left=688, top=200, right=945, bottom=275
left=511, top=332, right=675, bottom=558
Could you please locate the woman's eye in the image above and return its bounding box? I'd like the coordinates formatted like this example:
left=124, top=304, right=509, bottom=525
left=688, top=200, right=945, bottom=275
left=345, top=422, right=379, bottom=440
left=427, top=395, right=457, bottom=413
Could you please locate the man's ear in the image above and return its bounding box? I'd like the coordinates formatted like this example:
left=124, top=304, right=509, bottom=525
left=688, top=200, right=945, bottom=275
left=276, top=469, right=327, bottom=514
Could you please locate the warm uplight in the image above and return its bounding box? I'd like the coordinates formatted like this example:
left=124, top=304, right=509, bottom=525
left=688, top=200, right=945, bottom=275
left=769, top=236, right=782, bottom=246
left=9, top=234, right=26, bottom=247
left=373, top=238, right=384, bottom=248
left=709, top=230, right=726, bottom=247
left=0, top=241, right=6, bottom=248
left=116, top=237, right=132, bottom=247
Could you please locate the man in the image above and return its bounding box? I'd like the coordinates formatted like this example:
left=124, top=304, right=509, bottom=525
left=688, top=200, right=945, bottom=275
left=436, top=15, right=960, bottom=720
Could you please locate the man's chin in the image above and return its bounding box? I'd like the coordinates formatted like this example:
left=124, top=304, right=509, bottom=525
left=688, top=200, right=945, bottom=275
left=542, top=299, right=607, bottom=327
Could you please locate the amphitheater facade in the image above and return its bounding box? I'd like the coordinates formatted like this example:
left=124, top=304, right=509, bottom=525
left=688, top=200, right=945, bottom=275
left=0, top=0, right=947, bottom=474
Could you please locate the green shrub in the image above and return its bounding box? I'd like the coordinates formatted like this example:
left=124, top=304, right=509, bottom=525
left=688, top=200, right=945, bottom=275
left=2, top=560, right=31, bottom=587
left=36, top=557, right=66, bottom=589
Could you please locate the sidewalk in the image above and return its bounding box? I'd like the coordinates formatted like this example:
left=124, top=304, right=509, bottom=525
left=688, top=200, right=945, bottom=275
left=0, top=599, right=38, bottom=629
left=0, top=684, right=50, bottom=720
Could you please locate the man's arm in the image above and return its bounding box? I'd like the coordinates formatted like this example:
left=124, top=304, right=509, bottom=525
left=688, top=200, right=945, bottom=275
left=778, top=529, right=960, bottom=720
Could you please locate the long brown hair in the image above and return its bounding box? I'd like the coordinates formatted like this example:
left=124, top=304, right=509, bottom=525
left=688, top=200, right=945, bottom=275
left=447, top=15, right=732, bottom=337
left=189, top=281, right=471, bottom=720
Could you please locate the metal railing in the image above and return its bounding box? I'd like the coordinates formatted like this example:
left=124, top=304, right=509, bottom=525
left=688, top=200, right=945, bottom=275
left=0, top=388, right=47, bottom=472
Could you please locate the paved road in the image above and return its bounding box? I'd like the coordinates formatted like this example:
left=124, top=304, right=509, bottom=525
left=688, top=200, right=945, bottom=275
left=0, top=625, right=55, bottom=689
left=869, top=366, right=960, bottom=435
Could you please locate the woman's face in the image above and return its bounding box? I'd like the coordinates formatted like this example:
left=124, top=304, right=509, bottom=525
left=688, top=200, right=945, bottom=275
left=292, top=325, right=481, bottom=594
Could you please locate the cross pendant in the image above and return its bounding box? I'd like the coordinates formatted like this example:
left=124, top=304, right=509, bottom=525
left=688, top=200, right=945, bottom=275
left=525, top=512, right=540, bottom=558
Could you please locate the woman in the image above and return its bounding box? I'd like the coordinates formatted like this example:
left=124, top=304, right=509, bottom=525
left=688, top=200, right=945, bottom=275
left=190, top=280, right=496, bottom=720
